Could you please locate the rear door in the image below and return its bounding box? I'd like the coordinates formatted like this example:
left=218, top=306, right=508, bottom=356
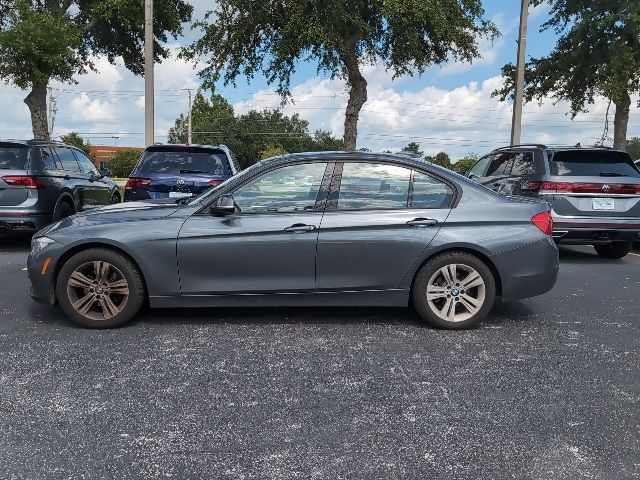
left=73, top=149, right=111, bottom=205
left=545, top=150, right=640, bottom=219
left=315, top=161, right=455, bottom=291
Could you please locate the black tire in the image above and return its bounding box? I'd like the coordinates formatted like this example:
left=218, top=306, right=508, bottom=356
left=110, top=191, right=121, bottom=204
left=52, top=198, right=75, bottom=222
left=594, top=241, right=632, bottom=259
left=412, top=251, right=496, bottom=330
left=56, top=248, right=145, bottom=328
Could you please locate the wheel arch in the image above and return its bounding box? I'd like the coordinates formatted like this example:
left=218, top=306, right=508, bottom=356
left=406, top=246, right=503, bottom=298
left=54, top=191, right=76, bottom=213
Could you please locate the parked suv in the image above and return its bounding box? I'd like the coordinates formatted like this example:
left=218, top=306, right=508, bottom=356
left=125, top=144, right=238, bottom=201
left=0, top=139, right=120, bottom=233
left=467, top=145, right=640, bottom=258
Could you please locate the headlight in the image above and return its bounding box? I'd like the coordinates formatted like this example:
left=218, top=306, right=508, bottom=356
left=31, top=236, right=55, bottom=256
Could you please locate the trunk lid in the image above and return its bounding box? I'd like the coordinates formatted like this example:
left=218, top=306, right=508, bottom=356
left=0, top=141, right=31, bottom=206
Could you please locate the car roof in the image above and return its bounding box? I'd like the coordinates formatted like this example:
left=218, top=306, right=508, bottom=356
left=146, top=143, right=229, bottom=151
left=490, top=144, right=628, bottom=154
left=0, top=139, right=76, bottom=148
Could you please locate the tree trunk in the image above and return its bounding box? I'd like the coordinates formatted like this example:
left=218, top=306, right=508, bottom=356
left=613, top=91, right=631, bottom=151
left=24, top=84, right=50, bottom=139
left=342, top=37, right=367, bottom=152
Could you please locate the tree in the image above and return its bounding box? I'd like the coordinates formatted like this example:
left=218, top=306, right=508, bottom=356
left=168, top=90, right=236, bottom=145
left=493, top=0, right=640, bottom=151
left=61, top=132, right=91, bottom=157
left=453, top=154, right=479, bottom=174
left=259, top=145, right=289, bottom=160
left=188, top=1, right=497, bottom=151
left=402, top=142, right=424, bottom=157
left=0, top=0, right=192, bottom=139
left=431, top=152, right=452, bottom=169
left=628, top=137, right=640, bottom=161
left=107, top=150, right=141, bottom=178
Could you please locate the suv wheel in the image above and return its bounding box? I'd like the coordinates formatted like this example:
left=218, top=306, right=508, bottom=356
left=56, top=248, right=145, bottom=328
left=53, top=198, right=75, bottom=221
left=110, top=191, right=121, bottom=204
left=594, top=241, right=632, bottom=259
left=412, top=252, right=496, bottom=329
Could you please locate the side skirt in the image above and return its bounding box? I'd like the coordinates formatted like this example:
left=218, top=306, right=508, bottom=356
left=149, top=289, right=410, bottom=308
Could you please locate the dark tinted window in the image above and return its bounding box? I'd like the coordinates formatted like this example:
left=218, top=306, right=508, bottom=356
left=74, top=150, right=98, bottom=175
left=485, top=153, right=513, bottom=176
left=233, top=163, right=327, bottom=213
left=55, top=147, right=81, bottom=172
left=40, top=147, right=59, bottom=170
left=550, top=150, right=640, bottom=177
left=338, top=163, right=411, bottom=210
left=511, top=152, right=536, bottom=175
left=137, top=148, right=230, bottom=175
left=468, top=156, right=491, bottom=178
left=0, top=145, right=29, bottom=170
left=411, top=172, right=454, bottom=209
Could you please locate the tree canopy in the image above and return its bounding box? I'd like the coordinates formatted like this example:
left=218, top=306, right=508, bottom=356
left=188, top=0, right=498, bottom=151
left=0, top=0, right=192, bottom=139
left=61, top=132, right=91, bottom=157
left=493, top=0, right=640, bottom=150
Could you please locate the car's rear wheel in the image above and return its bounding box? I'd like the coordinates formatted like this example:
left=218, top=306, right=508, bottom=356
left=594, top=241, right=632, bottom=259
left=56, top=248, right=145, bottom=328
left=53, top=198, right=75, bottom=222
left=110, top=191, right=120, bottom=204
left=412, top=252, right=496, bottom=329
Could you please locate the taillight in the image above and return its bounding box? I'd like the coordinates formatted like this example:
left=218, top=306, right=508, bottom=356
left=1, top=175, right=45, bottom=189
left=532, top=211, right=553, bottom=236
left=125, top=177, right=152, bottom=189
left=208, top=179, right=223, bottom=187
left=533, top=181, right=640, bottom=195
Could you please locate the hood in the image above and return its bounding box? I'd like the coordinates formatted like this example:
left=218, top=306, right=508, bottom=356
left=82, top=200, right=183, bottom=216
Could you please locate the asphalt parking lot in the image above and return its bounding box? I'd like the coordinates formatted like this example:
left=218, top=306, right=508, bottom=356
left=0, top=234, right=639, bottom=479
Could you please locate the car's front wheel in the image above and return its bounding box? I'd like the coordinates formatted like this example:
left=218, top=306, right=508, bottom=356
left=594, top=241, right=632, bottom=259
left=412, top=252, right=496, bottom=329
left=56, top=248, right=145, bottom=328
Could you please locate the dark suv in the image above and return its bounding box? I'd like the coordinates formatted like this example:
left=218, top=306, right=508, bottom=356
left=468, top=145, right=640, bottom=259
left=0, top=140, right=120, bottom=233
left=124, top=144, right=238, bottom=202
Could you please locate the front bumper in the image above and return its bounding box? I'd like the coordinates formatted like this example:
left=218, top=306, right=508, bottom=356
left=490, top=237, right=559, bottom=302
left=27, top=241, right=65, bottom=306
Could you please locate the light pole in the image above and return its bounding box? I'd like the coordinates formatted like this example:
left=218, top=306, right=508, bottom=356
left=511, top=0, right=529, bottom=146
left=144, top=0, right=154, bottom=147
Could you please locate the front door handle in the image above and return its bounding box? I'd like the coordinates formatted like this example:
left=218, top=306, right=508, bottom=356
left=284, top=223, right=316, bottom=233
left=406, top=218, right=439, bottom=227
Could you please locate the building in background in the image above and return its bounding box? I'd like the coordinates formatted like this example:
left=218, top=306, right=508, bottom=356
left=89, top=145, right=144, bottom=170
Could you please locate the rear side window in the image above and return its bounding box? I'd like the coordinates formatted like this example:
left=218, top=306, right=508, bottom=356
left=137, top=148, right=231, bottom=175
left=337, top=163, right=411, bottom=210
left=485, top=153, right=513, bottom=176
left=511, top=152, right=536, bottom=175
left=0, top=145, right=29, bottom=170
left=55, top=147, right=81, bottom=172
left=411, top=172, right=454, bottom=209
left=40, top=147, right=60, bottom=170
left=550, top=150, right=640, bottom=177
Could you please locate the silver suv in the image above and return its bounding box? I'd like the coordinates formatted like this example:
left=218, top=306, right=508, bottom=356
left=468, top=145, right=640, bottom=259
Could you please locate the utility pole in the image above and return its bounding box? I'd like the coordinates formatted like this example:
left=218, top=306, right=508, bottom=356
left=187, top=89, right=193, bottom=145
left=511, top=0, right=529, bottom=146
left=144, top=0, right=154, bottom=147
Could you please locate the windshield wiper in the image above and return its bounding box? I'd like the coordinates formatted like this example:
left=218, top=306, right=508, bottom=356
left=599, top=171, right=627, bottom=177
left=179, top=169, right=210, bottom=174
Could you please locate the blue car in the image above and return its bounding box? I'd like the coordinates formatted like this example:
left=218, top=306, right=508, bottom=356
left=124, top=144, right=238, bottom=202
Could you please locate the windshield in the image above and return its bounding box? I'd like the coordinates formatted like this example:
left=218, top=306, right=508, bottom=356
left=550, top=150, right=640, bottom=177
left=137, top=148, right=231, bottom=176
left=0, top=145, right=29, bottom=170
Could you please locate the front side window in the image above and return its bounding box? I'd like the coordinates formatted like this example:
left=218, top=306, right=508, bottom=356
left=233, top=162, right=328, bottom=213
left=337, top=163, right=411, bottom=210
left=468, top=156, right=491, bottom=178
left=54, top=147, right=81, bottom=172
left=74, top=150, right=99, bottom=175
left=411, top=172, right=454, bottom=209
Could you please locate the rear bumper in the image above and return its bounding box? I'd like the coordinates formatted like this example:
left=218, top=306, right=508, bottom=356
left=0, top=212, right=51, bottom=232
left=552, top=214, right=640, bottom=244
left=490, top=237, right=559, bottom=302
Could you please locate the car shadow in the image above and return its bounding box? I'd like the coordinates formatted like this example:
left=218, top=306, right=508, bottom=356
left=0, top=233, right=32, bottom=252
left=557, top=245, right=631, bottom=264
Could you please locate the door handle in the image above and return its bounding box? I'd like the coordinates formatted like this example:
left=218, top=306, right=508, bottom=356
left=284, top=223, right=316, bottom=233
left=406, top=218, right=439, bottom=227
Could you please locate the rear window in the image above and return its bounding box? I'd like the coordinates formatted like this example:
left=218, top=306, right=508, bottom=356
left=550, top=150, right=640, bottom=178
left=0, top=145, right=29, bottom=170
left=137, top=148, right=231, bottom=176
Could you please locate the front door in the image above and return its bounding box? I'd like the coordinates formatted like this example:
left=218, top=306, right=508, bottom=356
left=316, top=162, right=454, bottom=290
left=177, top=162, right=331, bottom=295
left=73, top=149, right=111, bottom=205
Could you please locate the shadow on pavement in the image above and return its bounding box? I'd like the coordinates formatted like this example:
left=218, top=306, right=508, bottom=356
left=0, top=233, right=32, bottom=253
left=557, top=245, right=633, bottom=264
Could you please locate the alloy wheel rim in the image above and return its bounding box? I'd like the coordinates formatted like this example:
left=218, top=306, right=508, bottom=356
left=426, top=263, right=486, bottom=323
left=66, top=261, right=129, bottom=321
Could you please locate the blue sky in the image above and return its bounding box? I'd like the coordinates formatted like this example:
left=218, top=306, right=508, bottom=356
left=0, top=0, right=637, bottom=159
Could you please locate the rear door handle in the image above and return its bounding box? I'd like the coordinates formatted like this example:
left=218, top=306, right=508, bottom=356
left=284, top=223, right=316, bottom=233
left=406, top=218, right=439, bottom=227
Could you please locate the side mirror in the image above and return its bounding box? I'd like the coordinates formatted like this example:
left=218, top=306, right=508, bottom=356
left=210, top=195, right=236, bottom=216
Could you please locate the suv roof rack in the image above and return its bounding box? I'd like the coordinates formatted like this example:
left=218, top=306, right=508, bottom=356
left=493, top=144, right=548, bottom=151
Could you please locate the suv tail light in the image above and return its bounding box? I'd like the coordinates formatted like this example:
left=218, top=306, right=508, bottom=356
left=1, top=175, right=45, bottom=189
left=125, top=177, right=152, bottom=189
left=529, top=181, right=640, bottom=195
left=208, top=179, right=223, bottom=187
left=532, top=211, right=553, bottom=236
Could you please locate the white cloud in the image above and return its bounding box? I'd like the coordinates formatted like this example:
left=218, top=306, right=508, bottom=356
left=69, top=93, right=117, bottom=121
left=530, top=1, right=552, bottom=19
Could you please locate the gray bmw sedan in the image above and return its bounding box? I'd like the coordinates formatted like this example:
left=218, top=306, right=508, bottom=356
left=28, top=152, right=559, bottom=329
